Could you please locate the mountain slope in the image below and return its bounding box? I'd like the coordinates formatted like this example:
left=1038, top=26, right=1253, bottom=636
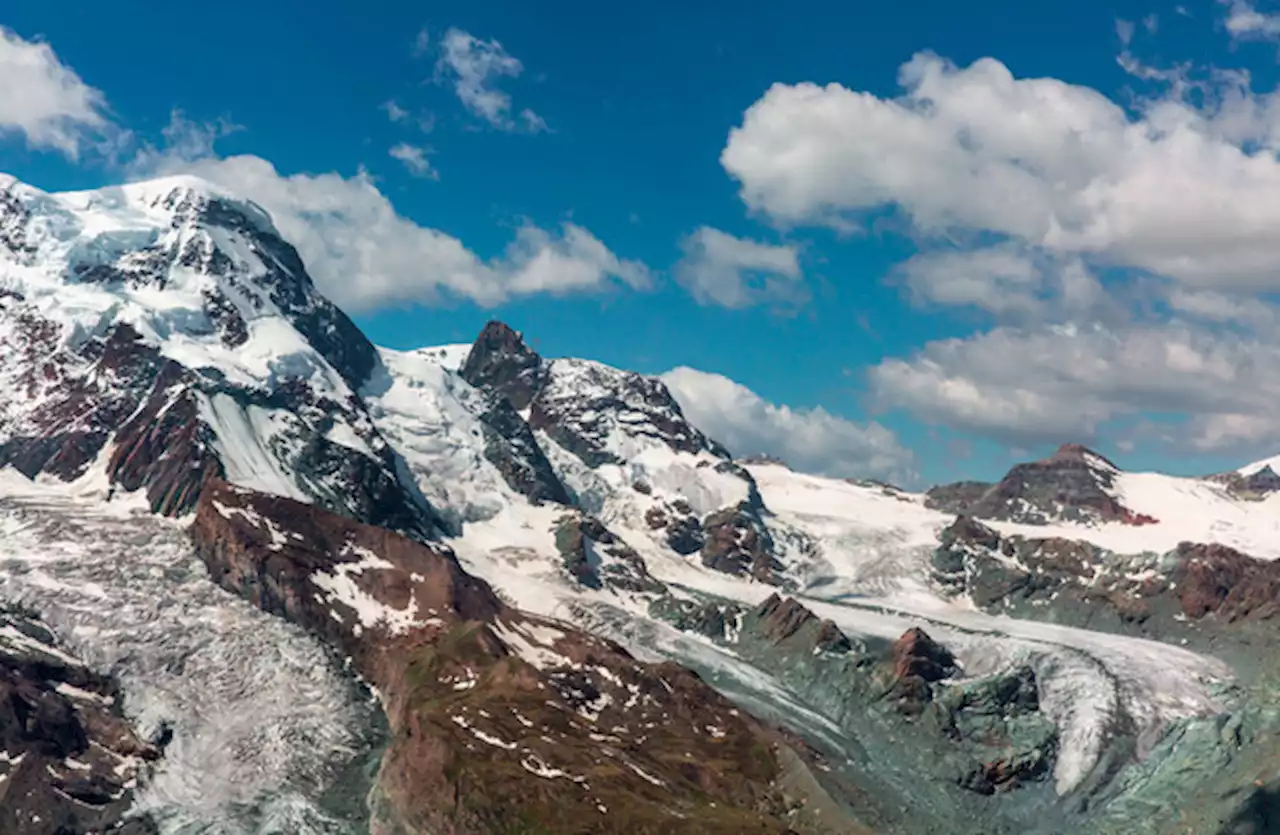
left=2, top=173, right=1279, bottom=835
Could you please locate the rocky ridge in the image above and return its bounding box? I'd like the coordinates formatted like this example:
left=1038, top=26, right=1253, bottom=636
left=190, top=478, right=852, bottom=834
left=927, top=444, right=1157, bottom=526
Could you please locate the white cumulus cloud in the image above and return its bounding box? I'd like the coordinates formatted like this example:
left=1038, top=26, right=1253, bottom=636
left=869, top=319, right=1280, bottom=452
left=722, top=51, right=1280, bottom=293
left=725, top=45, right=1280, bottom=457
left=0, top=26, right=115, bottom=159
left=662, top=366, right=914, bottom=483
left=673, top=226, right=804, bottom=308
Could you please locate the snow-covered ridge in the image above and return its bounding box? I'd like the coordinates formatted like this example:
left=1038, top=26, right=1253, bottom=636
left=0, top=173, right=345, bottom=392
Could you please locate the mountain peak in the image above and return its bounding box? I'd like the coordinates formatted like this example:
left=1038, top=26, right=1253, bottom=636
left=1047, top=443, right=1118, bottom=472
left=460, top=320, right=547, bottom=410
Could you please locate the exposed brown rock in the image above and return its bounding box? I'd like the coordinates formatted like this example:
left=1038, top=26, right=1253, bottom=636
left=190, top=480, right=825, bottom=834
left=754, top=594, right=851, bottom=653
left=701, top=508, right=781, bottom=583
left=1172, top=542, right=1280, bottom=622
left=892, top=628, right=957, bottom=684
left=926, top=443, right=1158, bottom=526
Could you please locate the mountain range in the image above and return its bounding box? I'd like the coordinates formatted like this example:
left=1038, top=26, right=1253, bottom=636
left=0, top=174, right=1276, bottom=835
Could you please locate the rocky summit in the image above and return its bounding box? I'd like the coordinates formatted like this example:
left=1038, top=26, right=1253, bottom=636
left=1, top=173, right=1280, bottom=835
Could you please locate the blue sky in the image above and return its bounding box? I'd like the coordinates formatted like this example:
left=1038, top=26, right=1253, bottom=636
left=6, top=0, right=1280, bottom=486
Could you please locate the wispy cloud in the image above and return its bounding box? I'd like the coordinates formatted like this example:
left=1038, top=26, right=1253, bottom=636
left=0, top=26, right=119, bottom=160
left=388, top=142, right=438, bottom=179
left=432, top=27, right=548, bottom=132
left=1220, top=0, right=1280, bottom=39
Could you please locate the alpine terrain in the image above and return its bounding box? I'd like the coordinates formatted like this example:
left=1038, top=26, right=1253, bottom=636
left=0, top=173, right=1277, bottom=835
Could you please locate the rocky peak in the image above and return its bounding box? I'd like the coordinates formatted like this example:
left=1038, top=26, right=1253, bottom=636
left=892, top=627, right=958, bottom=684
left=1046, top=443, right=1118, bottom=471
left=1212, top=463, right=1280, bottom=500
left=1243, top=464, right=1280, bottom=492
left=753, top=594, right=852, bottom=653
left=926, top=443, right=1155, bottom=526
left=460, top=320, right=548, bottom=410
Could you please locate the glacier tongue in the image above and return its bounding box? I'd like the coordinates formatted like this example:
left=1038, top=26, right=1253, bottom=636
left=0, top=472, right=380, bottom=834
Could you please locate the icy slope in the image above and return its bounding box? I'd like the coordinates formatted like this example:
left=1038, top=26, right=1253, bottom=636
left=0, top=470, right=380, bottom=835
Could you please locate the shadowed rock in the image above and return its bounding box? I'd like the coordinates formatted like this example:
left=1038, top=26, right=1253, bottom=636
left=460, top=321, right=548, bottom=410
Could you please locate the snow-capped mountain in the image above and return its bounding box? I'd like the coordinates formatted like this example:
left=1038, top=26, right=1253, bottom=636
left=1, top=173, right=1278, bottom=835
left=0, top=175, right=438, bottom=535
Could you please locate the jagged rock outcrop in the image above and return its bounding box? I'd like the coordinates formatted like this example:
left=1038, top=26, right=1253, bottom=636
left=644, top=499, right=705, bottom=555
left=927, top=444, right=1157, bottom=526
left=754, top=594, right=852, bottom=654
left=1210, top=465, right=1280, bottom=501
left=460, top=321, right=549, bottom=411
left=554, top=511, right=665, bottom=593
left=934, top=516, right=1280, bottom=635
left=474, top=394, right=571, bottom=506
left=456, top=321, right=788, bottom=583
left=932, top=666, right=1056, bottom=795
left=888, top=627, right=958, bottom=714
left=190, top=479, right=833, bottom=835
left=0, top=607, right=160, bottom=835
left=701, top=507, right=783, bottom=583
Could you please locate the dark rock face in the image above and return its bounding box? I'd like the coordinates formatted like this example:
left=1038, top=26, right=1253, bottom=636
left=0, top=322, right=167, bottom=483
left=159, top=187, right=379, bottom=388
left=0, top=607, right=159, bottom=835
left=528, top=361, right=730, bottom=468
left=1210, top=465, right=1280, bottom=502
left=459, top=321, right=548, bottom=410
left=645, top=500, right=705, bottom=555
left=701, top=507, right=782, bottom=583
left=0, top=183, right=33, bottom=257
left=189, top=480, right=817, bottom=835
left=554, top=511, right=665, bottom=593
left=106, top=361, right=224, bottom=516
left=927, top=444, right=1156, bottom=526
left=650, top=599, right=748, bottom=642
left=1239, top=465, right=1280, bottom=496
left=0, top=301, right=440, bottom=535
left=932, top=666, right=1056, bottom=795
left=933, top=516, right=1110, bottom=610
left=474, top=395, right=570, bottom=506
left=934, top=516, right=1280, bottom=637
